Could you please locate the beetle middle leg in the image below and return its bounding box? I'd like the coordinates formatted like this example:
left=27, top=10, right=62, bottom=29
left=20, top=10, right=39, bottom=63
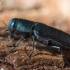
left=8, top=36, right=24, bottom=54
left=24, top=36, right=35, bottom=57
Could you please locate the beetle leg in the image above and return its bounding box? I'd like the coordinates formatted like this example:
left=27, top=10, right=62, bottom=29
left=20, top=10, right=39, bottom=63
left=60, top=48, right=70, bottom=66
left=24, top=36, right=35, bottom=57
left=29, top=36, right=35, bottom=57
left=9, top=31, right=18, bottom=42
left=8, top=36, right=24, bottom=54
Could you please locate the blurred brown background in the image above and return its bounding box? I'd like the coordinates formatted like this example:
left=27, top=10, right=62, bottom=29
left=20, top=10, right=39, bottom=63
left=0, top=0, right=70, bottom=32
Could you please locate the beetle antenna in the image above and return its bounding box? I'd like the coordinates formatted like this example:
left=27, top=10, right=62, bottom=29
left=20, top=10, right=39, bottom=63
left=2, top=21, right=7, bottom=27
left=2, top=29, right=9, bottom=35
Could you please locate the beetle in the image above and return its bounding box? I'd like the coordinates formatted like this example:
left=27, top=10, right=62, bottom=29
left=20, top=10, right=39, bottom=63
left=3, top=18, right=70, bottom=65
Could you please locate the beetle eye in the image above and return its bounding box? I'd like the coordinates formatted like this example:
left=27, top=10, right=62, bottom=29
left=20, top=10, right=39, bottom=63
left=10, top=22, right=15, bottom=29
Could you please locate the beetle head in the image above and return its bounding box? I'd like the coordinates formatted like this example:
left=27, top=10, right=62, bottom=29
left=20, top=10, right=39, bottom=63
left=8, top=18, right=17, bottom=34
left=2, top=18, right=17, bottom=35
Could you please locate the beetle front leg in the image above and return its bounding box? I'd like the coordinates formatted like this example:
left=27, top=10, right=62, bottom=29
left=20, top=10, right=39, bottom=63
left=8, top=36, right=24, bottom=54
